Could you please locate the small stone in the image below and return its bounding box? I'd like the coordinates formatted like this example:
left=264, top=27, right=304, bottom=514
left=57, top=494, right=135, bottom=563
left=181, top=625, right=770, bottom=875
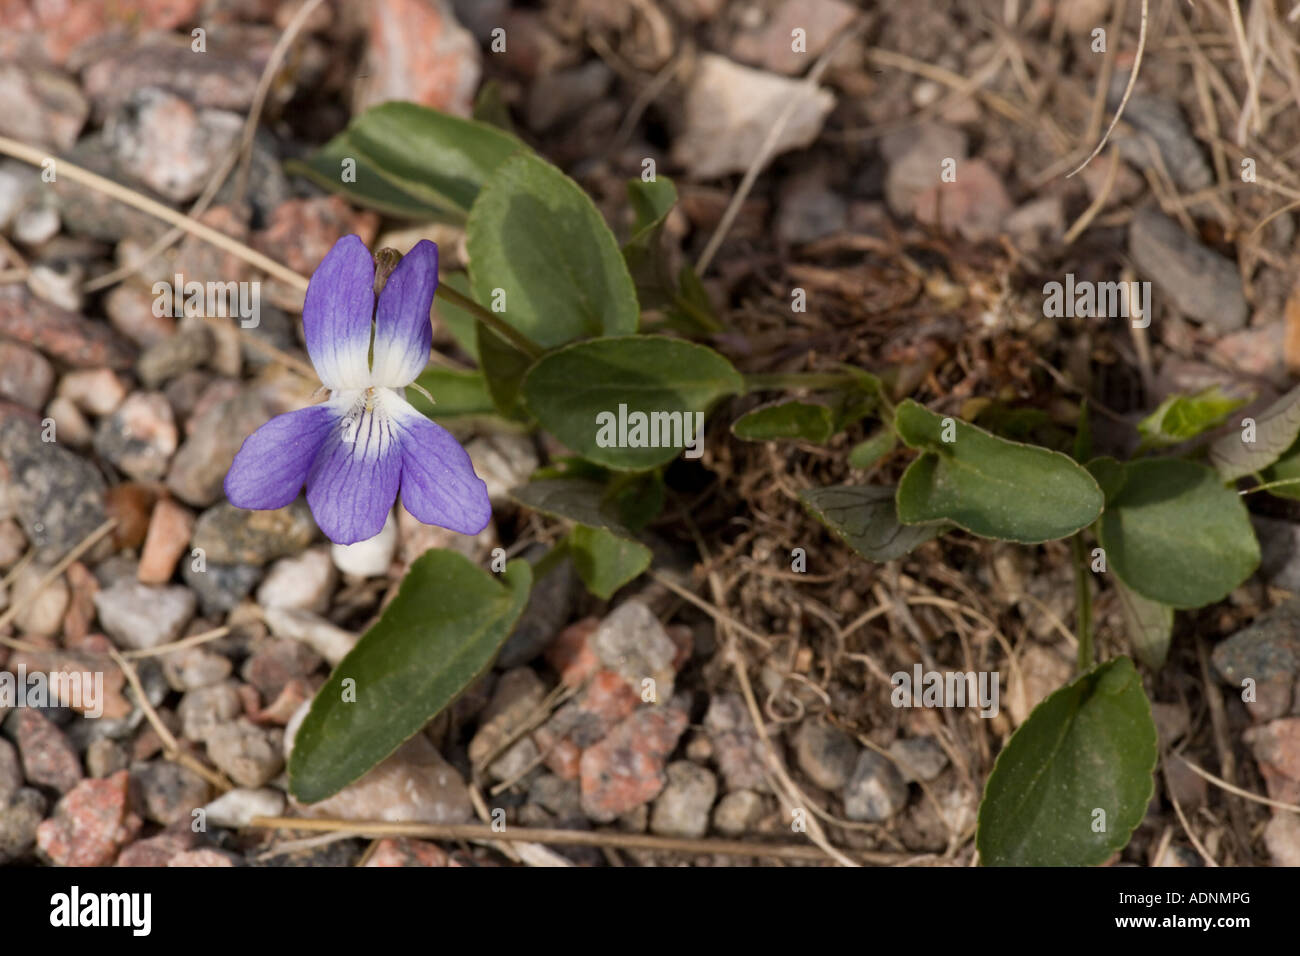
left=178, top=681, right=243, bottom=744
left=704, top=692, right=767, bottom=791
left=1243, top=718, right=1300, bottom=805
left=56, top=369, right=126, bottom=419
left=161, top=646, right=232, bottom=692
left=1112, top=90, right=1213, bottom=193
left=256, top=546, right=336, bottom=613
left=202, top=786, right=285, bottom=829
left=528, top=773, right=583, bottom=818
left=363, top=837, right=453, bottom=867
left=730, top=0, right=858, bottom=75
left=169, top=848, right=241, bottom=866
left=0, top=519, right=25, bottom=569
left=793, top=719, right=859, bottom=791
left=579, top=701, right=689, bottom=822
left=14, top=709, right=82, bottom=793
left=260, top=607, right=355, bottom=666
left=85, top=738, right=128, bottom=779
left=0, top=61, right=88, bottom=151
left=1212, top=600, right=1300, bottom=721
left=182, top=561, right=263, bottom=617
left=0, top=284, right=134, bottom=369
left=12, top=204, right=60, bottom=246
left=1150, top=701, right=1190, bottom=747
left=888, top=736, right=949, bottom=783
left=94, top=580, right=195, bottom=650
left=8, top=647, right=131, bottom=720
left=468, top=668, right=547, bottom=766
left=913, top=159, right=1013, bottom=242
left=882, top=122, right=969, bottom=218
left=712, top=789, right=764, bottom=836
left=290, top=713, right=473, bottom=824
left=167, top=390, right=270, bottom=507
left=93, top=391, right=178, bottom=482
left=36, top=770, right=141, bottom=866
left=137, top=497, right=195, bottom=584
left=649, top=761, right=717, bottom=838
left=673, top=54, right=834, bottom=179
left=356, top=0, right=481, bottom=117
left=105, top=88, right=241, bottom=203
left=251, top=195, right=379, bottom=279
left=205, top=718, right=283, bottom=788
left=190, top=500, right=318, bottom=566
left=1264, top=812, right=1300, bottom=867
left=0, top=341, right=54, bottom=411
left=11, top=563, right=69, bottom=637
left=0, top=415, right=108, bottom=562
left=590, top=600, right=678, bottom=699
left=843, top=750, right=909, bottom=822
left=105, top=283, right=175, bottom=349
left=241, top=637, right=322, bottom=700
left=0, top=788, right=46, bottom=864
left=331, top=510, right=397, bottom=576
left=1129, top=207, right=1248, bottom=331
left=775, top=167, right=845, bottom=245
left=0, top=738, right=21, bottom=803
left=136, top=319, right=213, bottom=389
left=115, top=830, right=195, bottom=867
left=131, top=761, right=211, bottom=825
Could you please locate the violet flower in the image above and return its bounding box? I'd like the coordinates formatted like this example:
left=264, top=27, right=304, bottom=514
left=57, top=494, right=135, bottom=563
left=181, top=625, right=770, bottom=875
left=224, top=235, right=490, bottom=545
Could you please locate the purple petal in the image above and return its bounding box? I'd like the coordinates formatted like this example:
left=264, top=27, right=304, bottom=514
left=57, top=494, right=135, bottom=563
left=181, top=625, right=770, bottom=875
left=303, top=235, right=375, bottom=390
left=224, top=404, right=336, bottom=510
left=306, top=399, right=402, bottom=545
left=388, top=397, right=491, bottom=535
left=371, top=239, right=437, bottom=387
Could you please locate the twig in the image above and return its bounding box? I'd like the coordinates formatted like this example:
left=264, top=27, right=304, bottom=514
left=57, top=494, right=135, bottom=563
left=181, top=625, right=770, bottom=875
left=247, top=816, right=922, bottom=864
left=0, top=519, right=117, bottom=637
left=1178, top=756, right=1300, bottom=815
left=1066, top=0, right=1149, bottom=178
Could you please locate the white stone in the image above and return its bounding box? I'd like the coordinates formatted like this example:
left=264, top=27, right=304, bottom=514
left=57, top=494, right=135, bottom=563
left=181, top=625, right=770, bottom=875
left=256, top=545, right=336, bottom=613
left=261, top=606, right=357, bottom=666
left=202, top=787, right=285, bottom=829
left=330, top=510, right=397, bottom=577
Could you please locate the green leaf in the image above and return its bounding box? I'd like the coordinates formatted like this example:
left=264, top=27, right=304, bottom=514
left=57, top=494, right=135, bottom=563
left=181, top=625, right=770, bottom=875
left=408, top=367, right=495, bottom=419
left=848, top=429, right=896, bottom=469
left=477, top=323, right=532, bottom=421
left=800, top=485, right=946, bottom=562
left=623, top=177, right=679, bottom=313
left=433, top=272, right=480, bottom=361
left=1096, top=458, right=1259, bottom=608
left=977, top=657, right=1157, bottom=866
left=343, top=102, right=528, bottom=214
left=894, top=400, right=1104, bottom=543
left=1260, top=435, right=1300, bottom=500
left=522, top=336, right=743, bottom=470
left=664, top=262, right=724, bottom=334
left=568, top=524, right=652, bottom=599
left=472, top=80, right=515, bottom=132
left=286, top=135, right=453, bottom=220
left=605, top=470, right=665, bottom=532
left=510, top=478, right=633, bottom=536
left=1085, top=456, right=1127, bottom=504
left=1114, top=580, right=1174, bottom=670
left=467, top=153, right=639, bottom=348
left=288, top=552, right=532, bottom=803
left=732, top=400, right=834, bottom=443
left=1137, top=385, right=1248, bottom=450
left=1209, top=383, right=1300, bottom=481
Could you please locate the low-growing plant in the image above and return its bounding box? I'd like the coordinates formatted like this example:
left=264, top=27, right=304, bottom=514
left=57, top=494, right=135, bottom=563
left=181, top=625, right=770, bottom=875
left=258, top=101, right=1285, bottom=866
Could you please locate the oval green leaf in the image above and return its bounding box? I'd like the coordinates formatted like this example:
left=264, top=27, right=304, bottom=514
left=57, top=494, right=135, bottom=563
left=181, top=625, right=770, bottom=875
left=977, top=657, right=1157, bottom=866
left=800, top=485, right=946, bottom=562
left=1114, top=579, right=1174, bottom=670
left=1096, top=457, right=1259, bottom=608
left=569, top=524, right=652, bottom=600
left=467, top=153, right=639, bottom=348
left=522, top=336, right=743, bottom=470
left=1209, top=383, right=1300, bottom=481
left=288, top=551, right=532, bottom=804
left=733, top=400, right=834, bottom=443
left=894, top=400, right=1103, bottom=543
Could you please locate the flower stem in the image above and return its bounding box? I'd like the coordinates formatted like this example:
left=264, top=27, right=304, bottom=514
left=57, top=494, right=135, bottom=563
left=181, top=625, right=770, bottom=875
left=1071, top=533, right=1094, bottom=673
left=435, top=284, right=544, bottom=361
left=742, top=371, right=859, bottom=392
